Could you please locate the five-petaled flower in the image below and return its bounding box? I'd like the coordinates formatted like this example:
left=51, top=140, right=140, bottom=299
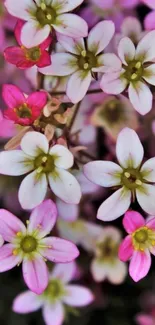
left=13, top=262, right=94, bottom=325
left=101, top=31, right=155, bottom=115
left=2, top=84, right=47, bottom=126
left=0, top=131, right=82, bottom=209
left=0, top=200, right=79, bottom=294
left=119, top=210, right=155, bottom=282
left=84, top=127, right=155, bottom=221
left=39, top=21, right=121, bottom=103
left=4, top=20, right=52, bottom=69
left=4, top=0, right=88, bottom=48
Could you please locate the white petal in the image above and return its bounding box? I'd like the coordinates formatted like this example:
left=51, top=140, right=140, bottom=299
left=143, top=64, right=155, bottom=86
left=128, top=82, right=152, bottom=115
left=53, top=13, right=88, bottom=38
left=97, top=188, right=131, bottom=221
left=49, top=145, right=73, bottom=169
left=136, top=185, right=155, bottom=215
left=67, top=71, right=91, bottom=104
left=93, top=53, right=122, bottom=73
left=52, top=0, right=84, bottom=14
left=118, top=37, right=135, bottom=65
left=21, top=22, right=51, bottom=48
left=107, top=260, right=127, bottom=284
left=83, top=161, right=122, bottom=187
left=135, top=30, right=155, bottom=62
left=19, top=171, right=48, bottom=209
left=39, top=53, right=77, bottom=76
left=121, top=17, right=142, bottom=40
left=141, top=158, right=155, bottom=182
left=88, top=21, right=115, bottom=55
left=21, top=131, right=49, bottom=157
left=4, top=0, right=35, bottom=20
left=50, top=262, right=76, bottom=283
left=57, top=33, right=85, bottom=54
left=13, top=291, right=42, bottom=314
left=100, top=71, right=127, bottom=95
left=48, top=169, right=81, bottom=204
left=63, top=285, right=94, bottom=306
left=0, top=150, right=33, bottom=176
left=43, top=303, right=64, bottom=325
left=91, top=259, right=108, bottom=282
left=116, top=127, right=144, bottom=168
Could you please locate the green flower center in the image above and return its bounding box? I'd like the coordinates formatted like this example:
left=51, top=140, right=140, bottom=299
left=36, top=3, right=56, bottom=26
left=99, top=99, right=125, bottom=124
left=96, top=237, right=118, bottom=262
left=132, top=226, right=155, bottom=251
left=43, top=279, right=65, bottom=302
left=20, top=236, right=37, bottom=253
left=123, top=60, right=144, bottom=82
left=15, top=104, right=32, bottom=119
left=121, top=168, right=143, bottom=190
left=134, top=229, right=148, bottom=243
left=34, top=154, right=56, bottom=174
left=78, top=50, right=97, bottom=71
left=26, top=47, right=41, bottom=62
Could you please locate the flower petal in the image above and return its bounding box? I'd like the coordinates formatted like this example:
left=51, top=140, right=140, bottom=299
left=2, top=84, right=25, bottom=108
left=141, top=157, right=155, bottom=182
left=53, top=0, right=84, bottom=13
left=0, top=244, right=22, bottom=272
left=135, top=30, right=155, bottom=62
left=146, top=217, right=155, bottom=231
left=141, top=0, right=155, bottom=9
left=21, top=22, right=50, bottom=48
left=107, top=260, right=127, bottom=284
left=57, top=34, right=85, bottom=55
left=116, top=127, right=144, bottom=168
left=43, top=302, right=64, bottom=325
left=83, top=161, right=122, bottom=187
left=13, top=291, right=42, bottom=314
left=27, top=91, right=47, bottom=109
left=93, top=53, right=122, bottom=73
left=118, top=37, right=135, bottom=65
left=91, top=259, right=107, bottom=282
left=4, top=0, right=36, bottom=20
left=4, top=47, right=31, bottom=69
left=0, top=150, right=33, bottom=176
left=128, top=82, right=152, bottom=115
left=88, top=21, right=115, bottom=55
left=49, top=145, right=73, bottom=169
left=143, top=64, right=155, bottom=86
left=144, top=10, right=155, bottom=31
left=41, top=237, right=79, bottom=263
left=37, top=50, right=51, bottom=68
left=39, top=53, right=77, bottom=76
left=67, top=70, right=91, bottom=104
left=100, top=71, right=127, bottom=95
left=136, top=184, right=155, bottom=215
left=50, top=262, right=77, bottom=283
left=118, top=235, right=134, bottom=261
left=136, top=314, right=154, bottom=325
left=97, top=188, right=131, bottom=221
left=63, top=285, right=94, bottom=306
left=123, top=210, right=145, bottom=233
left=22, top=255, right=48, bottom=294
left=57, top=199, right=78, bottom=222
left=28, top=200, right=57, bottom=238
left=53, top=14, right=88, bottom=38
left=48, top=169, right=81, bottom=204
left=0, top=209, right=26, bottom=242
left=19, top=170, right=48, bottom=210
left=21, top=131, right=49, bottom=156
left=129, top=250, right=151, bottom=282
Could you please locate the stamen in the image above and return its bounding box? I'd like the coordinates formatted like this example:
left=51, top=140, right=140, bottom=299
left=152, top=240, right=155, bottom=245
left=26, top=220, right=30, bottom=225
left=81, top=50, right=86, bottom=57
left=16, top=232, right=22, bottom=237
left=42, top=156, right=48, bottom=163
left=36, top=166, right=43, bottom=173
left=131, top=73, right=137, bottom=80
left=40, top=3, right=46, bottom=10
left=84, top=63, right=89, bottom=70
left=135, top=62, right=141, bottom=69
left=124, top=172, right=130, bottom=178
left=13, top=249, right=18, bottom=256
left=135, top=180, right=142, bottom=186
left=46, top=14, right=52, bottom=20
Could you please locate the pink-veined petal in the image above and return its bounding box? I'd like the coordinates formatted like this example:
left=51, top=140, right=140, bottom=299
left=13, top=291, right=42, bottom=314
left=53, top=14, right=88, bottom=38
left=50, top=262, right=77, bottom=283
left=67, top=70, right=91, bottom=104
left=21, top=131, right=49, bottom=156
left=63, top=285, right=94, bottom=306
left=52, top=0, right=84, bottom=13
left=21, top=21, right=50, bottom=48
left=100, top=71, right=127, bottom=95
left=0, top=244, right=22, bottom=272
left=43, top=302, right=64, bottom=325
left=0, top=150, right=33, bottom=176
left=123, top=210, right=145, bottom=233
left=118, top=235, right=134, bottom=261
left=129, top=249, right=151, bottom=282
left=128, top=82, right=152, bottom=115
left=116, top=127, right=144, bottom=168
left=39, top=53, right=77, bottom=76
left=0, top=209, right=26, bottom=242
left=135, top=30, right=155, bottom=62
left=88, top=21, right=115, bottom=55
left=141, top=157, right=155, bottom=182
left=49, top=145, right=74, bottom=169
left=22, top=255, right=48, bottom=294
left=93, top=53, right=122, bottom=73
left=136, top=184, right=155, bottom=215
left=118, top=37, right=135, bottom=65
left=4, top=0, right=36, bottom=20
left=2, top=84, right=25, bottom=108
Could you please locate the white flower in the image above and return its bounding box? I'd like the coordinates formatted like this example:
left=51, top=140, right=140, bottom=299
left=0, top=131, right=81, bottom=209
left=84, top=127, right=155, bottom=221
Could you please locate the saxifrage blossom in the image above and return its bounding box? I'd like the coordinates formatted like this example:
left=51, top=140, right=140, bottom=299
left=0, top=200, right=79, bottom=294
left=119, top=210, right=155, bottom=282
left=84, top=127, right=155, bottom=221
left=101, top=31, right=155, bottom=115
left=2, top=84, right=47, bottom=126
left=4, top=0, right=88, bottom=48
left=0, top=131, right=82, bottom=209
left=4, top=20, right=52, bottom=69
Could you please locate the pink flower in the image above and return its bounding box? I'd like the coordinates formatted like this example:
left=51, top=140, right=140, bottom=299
left=0, top=131, right=82, bottom=209
left=136, top=313, right=155, bottom=325
left=4, top=0, right=88, bottom=48
left=101, top=31, right=155, bottom=115
left=0, top=110, right=16, bottom=138
left=114, top=17, right=144, bottom=48
left=13, top=262, right=94, bottom=325
left=119, top=210, right=155, bottom=282
left=0, top=200, right=79, bottom=294
left=84, top=127, right=155, bottom=221
left=2, top=84, right=47, bottom=126
left=142, top=1, right=155, bottom=31
left=4, top=20, right=52, bottom=69
left=39, top=21, right=120, bottom=104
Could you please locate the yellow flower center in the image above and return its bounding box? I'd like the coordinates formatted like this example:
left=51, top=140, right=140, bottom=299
left=20, top=236, right=38, bottom=253
left=78, top=50, right=97, bottom=71
left=35, top=2, right=57, bottom=26
left=132, top=226, right=155, bottom=251
left=121, top=168, right=143, bottom=190
left=34, top=154, right=57, bottom=174
left=123, top=60, right=144, bottom=83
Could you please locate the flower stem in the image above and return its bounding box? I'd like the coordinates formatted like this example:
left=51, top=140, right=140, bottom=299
left=50, top=88, right=103, bottom=96
left=68, top=101, right=82, bottom=131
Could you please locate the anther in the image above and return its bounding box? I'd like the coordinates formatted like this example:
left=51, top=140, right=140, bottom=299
left=36, top=166, right=43, bottom=174
left=42, top=156, right=48, bottom=163
left=124, top=172, right=130, bottom=178
left=152, top=240, right=155, bottom=246
left=131, top=73, right=137, bottom=80
left=135, top=180, right=142, bottom=186
left=135, top=62, right=141, bottom=69
left=46, top=14, right=52, bottom=20
left=16, top=232, right=22, bottom=237
left=41, top=3, right=46, bottom=10
left=81, top=50, right=86, bottom=57
left=26, top=220, right=30, bottom=225
left=84, top=63, right=89, bottom=70
left=13, top=249, right=18, bottom=256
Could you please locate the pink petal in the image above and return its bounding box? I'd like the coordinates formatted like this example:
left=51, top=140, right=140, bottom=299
left=28, top=200, right=57, bottom=238
left=2, top=84, right=25, bottom=109
left=123, top=210, right=145, bottom=233
left=0, top=244, right=22, bottom=272
left=4, top=0, right=36, bottom=20
left=0, top=235, right=4, bottom=247
left=39, top=53, right=77, bottom=76
left=39, top=35, right=52, bottom=50
left=63, top=285, right=94, bottom=306
left=26, top=91, right=47, bottom=109
left=43, top=302, right=64, bottom=325
left=57, top=199, right=78, bottom=222
left=100, top=71, right=127, bottom=95
left=21, top=22, right=51, bottom=48
left=0, top=209, right=26, bottom=242
left=57, top=34, right=85, bottom=55
left=13, top=291, right=42, bottom=314
left=144, top=11, right=155, bottom=31
left=49, top=145, right=74, bottom=169
left=22, top=255, right=48, bottom=294
left=14, top=20, right=25, bottom=45
left=67, top=71, right=92, bottom=104
left=146, top=217, right=155, bottom=231
left=141, top=0, right=155, bottom=9
left=135, top=30, right=155, bottom=63
left=128, top=82, right=152, bottom=115
left=88, top=21, right=115, bottom=55
left=51, top=262, right=77, bottom=283
left=118, top=235, right=134, bottom=261
left=136, top=314, right=154, bottom=325
left=4, top=47, right=33, bottom=69
left=129, top=250, right=151, bottom=282
left=41, top=237, right=79, bottom=263
left=118, top=37, right=135, bottom=65
left=53, top=14, right=88, bottom=38
left=37, top=51, right=51, bottom=68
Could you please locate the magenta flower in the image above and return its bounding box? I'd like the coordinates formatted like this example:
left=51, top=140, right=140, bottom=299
left=119, top=210, right=155, bottom=282
left=0, top=200, right=79, bottom=294
left=136, top=313, right=155, bottom=325
left=2, top=84, right=47, bottom=126
left=4, top=20, right=52, bottom=69
left=13, top=262, right=94, bottom=325
left=141, top=0, right=155, bottom=30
